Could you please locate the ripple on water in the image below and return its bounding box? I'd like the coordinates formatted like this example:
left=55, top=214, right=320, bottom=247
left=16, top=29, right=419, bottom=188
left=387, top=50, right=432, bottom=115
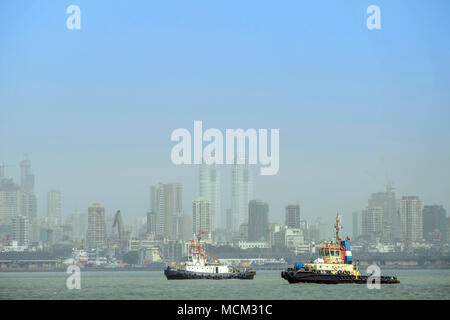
left=0, top=270, right=449, bottom=300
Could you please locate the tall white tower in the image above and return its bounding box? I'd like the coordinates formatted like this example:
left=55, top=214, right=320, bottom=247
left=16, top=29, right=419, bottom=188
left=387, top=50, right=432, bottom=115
left=47, top=190, right=62, bottom=226
left=231, top=162, right=253, bottom=233
left=192, top=198, right=212, bottom=241
left=199, top=164, right=221, bottom=231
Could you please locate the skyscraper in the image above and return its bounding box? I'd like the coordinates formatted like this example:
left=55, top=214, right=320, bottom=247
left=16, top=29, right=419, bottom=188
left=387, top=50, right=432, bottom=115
left=362, top=206, right=383, bottom=242
left=19, top=158, right=37, bottom=221
left=87, top=203, right=106, bottom=249
left=423, top=205, right=447, bottom=242
left=146, top=210, right=157, bottom=238
left=199, top=164, right=221, bottom=232
left=46, top=190, right=62, bottom=227
left=368, top=185, right=398, bottom=241
left=248, top=200, right=269, bottom=242
left=285, top=204, right=300, bottom=229
left=69, top=211, right=88, bottom=240
left=192, top=198, right=212, bottom=240
left=231, top=163, right=253, bottom=232
left=0, top=178, right=20, bottom=226
left=400, top=196, right=423, bottom=242
left=150, top=183, right=183, bottom=240
left=12, top=214, right=29, bottom=246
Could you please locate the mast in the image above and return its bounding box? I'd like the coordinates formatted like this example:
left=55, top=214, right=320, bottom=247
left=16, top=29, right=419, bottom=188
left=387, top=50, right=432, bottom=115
left=334, top=213, right=342, bottom=242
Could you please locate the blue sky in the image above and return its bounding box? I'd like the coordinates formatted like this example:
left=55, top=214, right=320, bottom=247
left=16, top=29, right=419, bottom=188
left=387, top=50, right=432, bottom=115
left=1, top=0, right=449, bottom=229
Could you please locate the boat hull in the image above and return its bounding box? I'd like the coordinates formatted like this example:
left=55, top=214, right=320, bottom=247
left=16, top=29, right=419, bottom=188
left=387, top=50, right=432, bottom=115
left=165, top=268, right=256, bottom=280
left=281, top=268, right=400, bottom=285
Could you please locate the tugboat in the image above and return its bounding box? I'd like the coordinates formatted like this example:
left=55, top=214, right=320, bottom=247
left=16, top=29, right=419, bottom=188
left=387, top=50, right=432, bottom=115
left=281, top=214, right=400, bottom=285
left=164, top=230, right=256, bottom=280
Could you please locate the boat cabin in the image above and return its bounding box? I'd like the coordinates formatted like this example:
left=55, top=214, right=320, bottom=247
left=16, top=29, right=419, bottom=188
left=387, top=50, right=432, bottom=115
left=319, top=246, right=344, bottom=264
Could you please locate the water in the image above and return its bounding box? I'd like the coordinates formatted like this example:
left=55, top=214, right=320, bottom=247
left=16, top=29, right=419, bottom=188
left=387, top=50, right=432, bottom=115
left=0, top=269, right=449, bottom=300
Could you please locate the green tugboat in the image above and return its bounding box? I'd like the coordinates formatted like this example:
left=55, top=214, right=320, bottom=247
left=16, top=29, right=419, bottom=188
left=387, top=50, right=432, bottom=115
left=281, top=214, right=400, bottom=285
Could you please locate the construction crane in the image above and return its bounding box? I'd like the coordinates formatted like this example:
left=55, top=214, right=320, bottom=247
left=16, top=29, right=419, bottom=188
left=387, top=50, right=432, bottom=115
left=112, top=210, right=126, bottom=254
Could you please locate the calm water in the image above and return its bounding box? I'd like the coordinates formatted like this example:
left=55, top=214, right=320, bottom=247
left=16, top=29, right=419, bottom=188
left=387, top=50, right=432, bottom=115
left=0, top=269, right=449, bottom=300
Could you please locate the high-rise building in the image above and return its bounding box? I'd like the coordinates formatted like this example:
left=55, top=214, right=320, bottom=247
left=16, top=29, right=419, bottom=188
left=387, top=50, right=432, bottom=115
left=173, top=213, right=184, bottom=241
left=192, top=198, right=212, bottom=240
left=248, top=200, right=269, bottom=242
left=87, top=203, right=106, bottom=249
left=399, top=196, right=423, bottom=242
left=46, top=190, right=62, bottom=226
left=352, top=211, right=361, bottom=239
left=0, top=178, right=20, bottom=226
left=368, top=185, right=398, bottom=241
left=19, top=159, right=37, bottom=221
left=423, top=205, right=447, bottom=242
left=199, top=164, right=221, bottom=232
left=285, top=204, right=300, bottom=229
left=12, top=214, right=28, bottom=246
left=69, top=212, right=88, bottom=240
left=226, top=208, right=232, bottom=232
left=231, top=163, right=253, bottom=232
left=150, top=183, right=183, bottom=240
left=362, top=206, right=383, bottom=242
left=146, top=210, right=157, bottom=238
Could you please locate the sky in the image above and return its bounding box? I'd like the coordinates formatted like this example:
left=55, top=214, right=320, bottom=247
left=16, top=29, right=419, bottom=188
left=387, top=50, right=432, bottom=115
left=1, top=0, right=449, bottom=231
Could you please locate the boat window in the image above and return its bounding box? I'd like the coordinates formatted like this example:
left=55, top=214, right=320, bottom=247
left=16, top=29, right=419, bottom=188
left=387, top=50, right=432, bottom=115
left=335, top=250, right=340, bottom=256
left=330, top=250, right=334, bottom=256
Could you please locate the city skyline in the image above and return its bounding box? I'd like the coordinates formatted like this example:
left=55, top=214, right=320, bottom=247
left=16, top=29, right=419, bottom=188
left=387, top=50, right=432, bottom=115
left=1, top=0, right=450, bottom=235
left=1, top=156, right=448, bottom=243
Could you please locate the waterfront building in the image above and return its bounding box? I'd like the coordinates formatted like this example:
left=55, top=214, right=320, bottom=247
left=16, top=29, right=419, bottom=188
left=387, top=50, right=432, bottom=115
left=192, top=198, right=212, bottom=240
left=199, top=164, right=221, bottom=232
left=423, top=205, right=447, bottom=242
left=237, top=241, right=270, bottom=250
left=362, top=206, right=383, bottom=242
left=285, top=204, right=300, bottom=229
left=87, top=203, right=106, bottom=249
left=46, top=190, right=62, bottom=227
left=19, top=159, right=37, bottom=221
left=146, top=210, right=157, bottom=238
left=12, top=214, right=28, bottom=247
left=284, top=227, right=304, bottom=250
left=399, top=196, right=423, bottom=242
left=248, top=200, right=269, bottom=242
left=231, top=162, right=253, bottom=232
left=0, top=178, right=20, bottom=226
left=368, top=185, right=398, bottom=242
left=150, top=183, right=183, bottom=240
left=68, top=212, right=88, bottom=240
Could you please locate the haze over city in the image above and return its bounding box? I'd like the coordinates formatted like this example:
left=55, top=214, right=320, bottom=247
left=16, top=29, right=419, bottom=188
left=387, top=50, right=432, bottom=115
left=1, top=0, right=449, bottom=229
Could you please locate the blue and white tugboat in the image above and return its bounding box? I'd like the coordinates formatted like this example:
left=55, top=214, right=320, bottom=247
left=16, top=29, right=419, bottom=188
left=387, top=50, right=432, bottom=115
left=281, top=214, right=400, bottom=284
left=165, top=231, right=256, bottom=280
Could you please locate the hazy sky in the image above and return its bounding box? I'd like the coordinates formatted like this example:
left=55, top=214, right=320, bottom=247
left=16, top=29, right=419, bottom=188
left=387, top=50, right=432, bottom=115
left=1, top=0, right=449, bottom=231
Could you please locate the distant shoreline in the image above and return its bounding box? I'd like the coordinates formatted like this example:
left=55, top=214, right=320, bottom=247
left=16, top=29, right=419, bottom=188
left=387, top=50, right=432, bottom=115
left=1, top=265, right=449, bottom=273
